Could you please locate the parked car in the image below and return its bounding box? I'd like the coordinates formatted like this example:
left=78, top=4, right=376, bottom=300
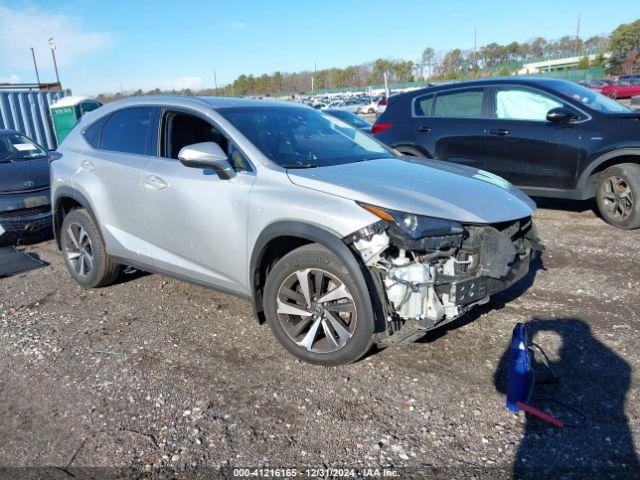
left=618, top=74, right=640, bottom=81
left=322, top=109, right=372, bottom=133
left=357, top=98, right=379, bottom=114
left=373, top=77, right=640, bottom=229
left=325, top=99, right=362, bottom=113
left=601, top=78, right=640, bottom=99
left=0, top=129, right=54, bottom=244
left=52, top=97, right=539, bottom=365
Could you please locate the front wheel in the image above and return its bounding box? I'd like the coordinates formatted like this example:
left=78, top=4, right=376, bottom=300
left=263, top=244, right=375, bottom=365
left=596, top=163, right=640, bottom=229
left=608, top=91, right=617, bottom=99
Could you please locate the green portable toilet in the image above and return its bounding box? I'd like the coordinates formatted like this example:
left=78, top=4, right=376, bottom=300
left=50, top=96, right=102, bottom=145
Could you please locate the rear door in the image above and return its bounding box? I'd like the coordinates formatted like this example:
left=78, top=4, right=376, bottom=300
left=411, top=87, right=490, bottom=169
left=482, top=85, right=585, bottom=190
left=77, top=106, right=155, bottom=261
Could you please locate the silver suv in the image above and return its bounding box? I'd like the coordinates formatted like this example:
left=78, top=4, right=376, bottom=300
left=52, top=96, right=540, bottom=365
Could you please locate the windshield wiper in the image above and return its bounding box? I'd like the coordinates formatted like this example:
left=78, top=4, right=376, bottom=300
left=281, top=163, right=318, bottom=169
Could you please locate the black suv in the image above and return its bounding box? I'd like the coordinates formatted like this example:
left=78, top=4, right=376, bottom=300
left=373, top=78, right=640, bottom=229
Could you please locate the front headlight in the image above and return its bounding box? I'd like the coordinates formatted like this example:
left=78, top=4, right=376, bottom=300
left=359, top=202, right=463, bottom=240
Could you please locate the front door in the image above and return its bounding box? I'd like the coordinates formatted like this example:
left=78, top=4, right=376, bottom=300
left=482, top=85, right=584, bottom=190
left=142, top=109, right=256, bottom=295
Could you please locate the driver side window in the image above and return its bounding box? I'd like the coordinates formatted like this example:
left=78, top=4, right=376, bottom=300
left=161, top=111, right=251, bottom=171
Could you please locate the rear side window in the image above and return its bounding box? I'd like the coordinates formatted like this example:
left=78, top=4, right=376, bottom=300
left=100, top=107, right=153, bottom=155
left=433, top=89, right=484, bottom=117
left=414, top=95, right=433, bottom=116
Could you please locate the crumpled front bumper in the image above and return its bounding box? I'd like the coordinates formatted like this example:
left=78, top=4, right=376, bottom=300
left=436, top=251, right=531, bottom=306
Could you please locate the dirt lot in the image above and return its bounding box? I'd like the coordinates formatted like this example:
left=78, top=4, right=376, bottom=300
left=1, top=202, right=639, bottom=479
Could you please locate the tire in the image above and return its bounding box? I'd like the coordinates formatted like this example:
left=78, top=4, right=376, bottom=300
left=608, top=91, right=617, bottom=99
left=368, top=108, right=375, bottom=114
left=263, top=244, right=375, bottom=365
left=595, top=163, right=640, bottom=230
left=395, top=146, right=426, bottom=157
left=60, top=209, right=121, bottom=288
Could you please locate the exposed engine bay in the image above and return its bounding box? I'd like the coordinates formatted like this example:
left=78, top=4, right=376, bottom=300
left=345, top=215, right=543, bottom=345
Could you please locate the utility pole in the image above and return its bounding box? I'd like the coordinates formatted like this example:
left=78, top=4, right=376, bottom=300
left=213, top=69, right=218, bottom=95
left=30, top=48, right=41, bottom=84
left=574, top=13, right=581, bottom=53
left=473, top=26, right=477, bottom=72
left=48, top=38, right=60, bottom=86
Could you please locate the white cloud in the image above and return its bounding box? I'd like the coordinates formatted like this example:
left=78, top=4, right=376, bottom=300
left=0, top=5, right=112, bottom=69
left=0, top=74, right=21, bottom=83
left=229, top=21, right=247, bottom=29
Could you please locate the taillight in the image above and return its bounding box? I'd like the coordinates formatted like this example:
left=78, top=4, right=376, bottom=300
left=48, top=151, right=63, bottom=161
left=372, top=123, right=393, bottom=134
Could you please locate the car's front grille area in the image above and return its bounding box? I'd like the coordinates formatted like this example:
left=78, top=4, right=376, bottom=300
left=0, top=205, right=51, bottom=219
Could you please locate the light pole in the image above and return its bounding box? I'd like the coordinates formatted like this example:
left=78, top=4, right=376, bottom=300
left=48, top=37, right=61, bottom=86
left=30, top=47, right=41, bottom=84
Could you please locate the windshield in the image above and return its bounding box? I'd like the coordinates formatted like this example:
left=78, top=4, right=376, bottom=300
left=552, top=81, right=631, bottom=113
left=219, top=106, right=395, bottom=168
left=0, top=133, right=47, bottom=162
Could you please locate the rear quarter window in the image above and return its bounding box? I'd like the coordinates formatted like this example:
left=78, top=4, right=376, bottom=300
left=414, top=95, right=433, bottom=116
left=82, top=115, right=109, bottom=148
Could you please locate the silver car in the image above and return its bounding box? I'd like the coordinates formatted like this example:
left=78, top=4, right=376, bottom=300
left=52, top=96, right=540, bottom=365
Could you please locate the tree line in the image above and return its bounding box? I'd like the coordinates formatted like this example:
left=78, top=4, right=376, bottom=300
left=97, top=19, right=640, bottom=102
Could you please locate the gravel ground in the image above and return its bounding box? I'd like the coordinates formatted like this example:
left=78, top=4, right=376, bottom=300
left=1, top=202, right=639, bottom=479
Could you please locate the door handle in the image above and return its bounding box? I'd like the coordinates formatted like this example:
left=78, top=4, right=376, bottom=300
left=488, top=128, right=511, bottom=136
left=416, top=125, right=431, bottom=132
left=144, top=175, right=168, bottom=190
left=80, top=159, right=95, bottom=172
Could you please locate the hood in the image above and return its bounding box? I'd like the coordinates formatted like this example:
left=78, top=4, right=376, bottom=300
left=0, top=158, right=50, bottom=193
left=287, top=157, right=536, bottom=224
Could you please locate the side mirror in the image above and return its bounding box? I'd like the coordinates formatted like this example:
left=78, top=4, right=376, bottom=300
left=178, top=142, right=235, bottom=180
left=546, top=107, right=579, bottom=123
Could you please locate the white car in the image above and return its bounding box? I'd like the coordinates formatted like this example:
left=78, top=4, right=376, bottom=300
left=357, top=99, right=379, bottom=114
left=325, top=99, right=362, bottom=113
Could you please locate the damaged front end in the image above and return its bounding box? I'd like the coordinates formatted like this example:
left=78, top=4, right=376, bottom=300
left=344, top=204, right=543, bottom=346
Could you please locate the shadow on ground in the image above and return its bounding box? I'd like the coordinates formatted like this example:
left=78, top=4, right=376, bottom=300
left=494, top=318, right=640, bottom=480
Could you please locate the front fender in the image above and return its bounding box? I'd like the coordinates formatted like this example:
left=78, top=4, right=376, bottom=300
left=249, top=221, right=383, bottom=331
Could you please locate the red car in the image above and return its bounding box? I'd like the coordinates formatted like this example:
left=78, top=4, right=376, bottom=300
left=601, top=79, right=640, bottom=99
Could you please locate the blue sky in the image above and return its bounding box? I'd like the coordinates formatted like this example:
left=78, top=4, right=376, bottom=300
left=0, top=0, right=637, bottom=95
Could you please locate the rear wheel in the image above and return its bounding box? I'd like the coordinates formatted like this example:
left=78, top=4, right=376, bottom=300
left=263, top=244, right=375, bottom=365
left=608, top=91, right=617, bottom=99
left=596, top=163, right=640, bottom=230
left=60, top=209, right=121, bottom=288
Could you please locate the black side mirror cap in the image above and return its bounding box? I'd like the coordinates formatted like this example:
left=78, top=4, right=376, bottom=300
left=546, top=107, right=579, bottom=123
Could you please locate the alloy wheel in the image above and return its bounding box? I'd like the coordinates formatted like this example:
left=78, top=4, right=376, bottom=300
left=276, top=268, right=357, bottom=354
left=64, top=223, right=94, bottom=277
left=601, top=175, right=634, bottom=221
